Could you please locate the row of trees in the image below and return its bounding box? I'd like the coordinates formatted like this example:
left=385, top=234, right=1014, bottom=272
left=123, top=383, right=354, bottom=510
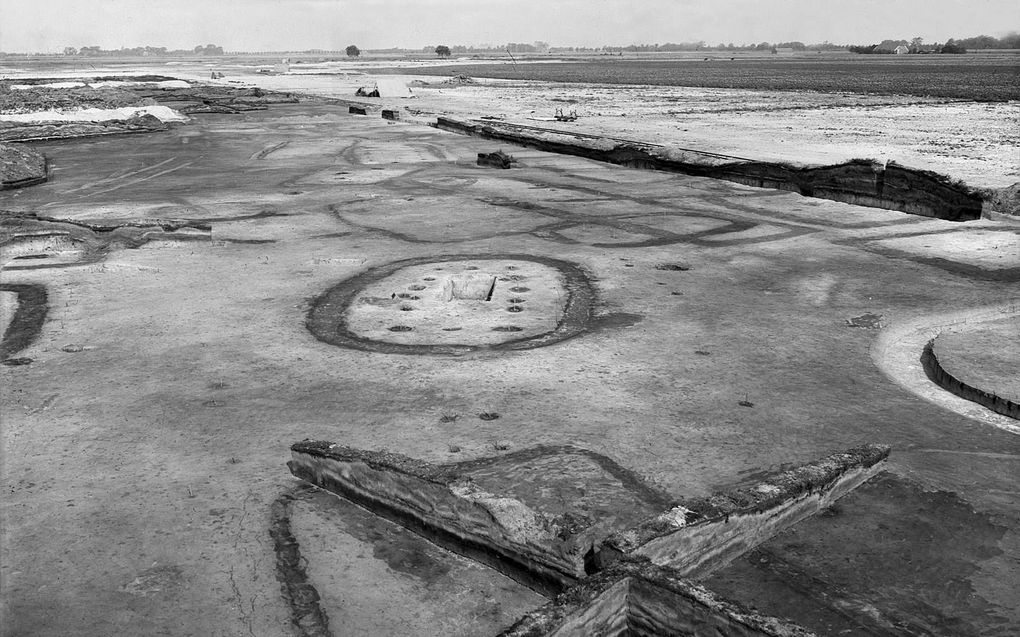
left=348, top=44, right=452, bottom=57
left=417, top=31, right=1018, bottom=56
left=55, top=31, right=1019, bottom=59
left=848, top=33, right=1020, bottom=54
left=848, top=37, right=967, bottom=54
left=416, top=41, right=843, bottom=54
left=63, top=44, right=224, bottom=56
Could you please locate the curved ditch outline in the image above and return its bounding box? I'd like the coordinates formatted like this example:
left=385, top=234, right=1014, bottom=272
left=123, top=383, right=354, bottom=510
left=330, top=203, right=563, bottom=246
left=870, top=301, right=1020, bottom=434
left=921, top=338, right=1019, bottom=420
left=0, top=283, right=48, bottom=360
left=269, top=486, right=334, bottom=637
left=307, top=254, right=596, bottom=355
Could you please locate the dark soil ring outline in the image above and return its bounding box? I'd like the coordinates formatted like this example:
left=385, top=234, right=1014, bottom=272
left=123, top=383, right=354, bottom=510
left=0, top=283, right=48, bottom=360
left=921, top=339, right=1019, bottom=420
left=306, top=254, right=597, bottom=356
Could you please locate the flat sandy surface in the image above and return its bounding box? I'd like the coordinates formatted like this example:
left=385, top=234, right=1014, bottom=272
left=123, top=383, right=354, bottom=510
left=1, top=66, right=1019, bottom=636
left=872, top=229, right=1020, bottom=269
left=935, top=317, right=1020, bottom=403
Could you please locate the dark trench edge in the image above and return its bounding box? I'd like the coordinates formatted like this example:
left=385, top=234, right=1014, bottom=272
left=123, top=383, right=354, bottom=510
left=0, top=283, right=48, bottom=360
left=306, top=253, right=597, bottom=356
left=269, top=488, right=334, bottom=637
left=921, top=338, right=1019, bottom=420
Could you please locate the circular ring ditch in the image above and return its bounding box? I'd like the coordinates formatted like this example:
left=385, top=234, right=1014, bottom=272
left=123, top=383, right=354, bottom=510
left=307, top=254, right=597, bottom=355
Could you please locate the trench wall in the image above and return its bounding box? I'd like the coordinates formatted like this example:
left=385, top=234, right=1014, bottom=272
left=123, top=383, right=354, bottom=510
left=435, top=118, right=985, bottom=222
left=921, top=339, right=1020, bottom=420
left=500, top=561, right=815, bottom=637
left=601, top=444, right=890, bottom=578
left=288, top=442, right=584, bottom=596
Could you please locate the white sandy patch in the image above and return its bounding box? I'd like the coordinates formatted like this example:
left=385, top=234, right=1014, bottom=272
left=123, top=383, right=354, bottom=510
left=0, top=290, right=18, bottom=338
left=87, top=80, right=191, bottom=89
left=9, top=81, right=86, bottom=89
left=0, top=105, right=187, bottom=124
left=873, top=229, right=1020, bottom=269
left=11, top=80, right=190, bottom=90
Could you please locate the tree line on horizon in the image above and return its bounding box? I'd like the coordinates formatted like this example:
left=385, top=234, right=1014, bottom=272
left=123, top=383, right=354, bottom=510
left=413, top=32, right=1019, bottom=55
left=844, top=34, right=1020, bottom=54
left=5, top=32, right=1017, bottom=57
left=57, top=44, right=225, bottom=57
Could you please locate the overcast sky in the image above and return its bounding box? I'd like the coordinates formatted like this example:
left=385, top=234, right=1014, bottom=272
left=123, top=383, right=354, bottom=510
left=1, top=0, right=1016, bottom=52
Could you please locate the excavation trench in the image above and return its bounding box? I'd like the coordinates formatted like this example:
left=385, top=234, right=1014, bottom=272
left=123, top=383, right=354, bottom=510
left=284, top=442, right=887, bottom=636
left=287, top=441, right=888, bottom=597
left=922, top=338, right=1020, bottom=420
left=436, top=117, right=989, bottom=222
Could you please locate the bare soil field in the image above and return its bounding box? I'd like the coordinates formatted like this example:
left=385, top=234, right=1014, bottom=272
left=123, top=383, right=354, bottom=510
left=1, top=57, right=1019, bottom=637
left=390, top=56, right=1020, bottom=101
left=73, top=56, right=1010, bottom=190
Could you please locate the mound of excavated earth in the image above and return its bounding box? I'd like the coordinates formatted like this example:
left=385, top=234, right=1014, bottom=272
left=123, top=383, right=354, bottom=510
left=0, top=142, right=46, bottom=189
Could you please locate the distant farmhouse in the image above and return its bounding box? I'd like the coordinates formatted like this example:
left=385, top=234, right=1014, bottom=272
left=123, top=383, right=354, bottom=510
left=894, top=45, right=910, bottom=54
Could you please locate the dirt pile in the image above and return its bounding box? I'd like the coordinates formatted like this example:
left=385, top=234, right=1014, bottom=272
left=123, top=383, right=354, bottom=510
left=155, top=85, right=298, bottom=106
left=0, top=116, right=168, bottom=142
left=0, top=142, right=47, bottom=189
left=477, top=150, right=517, bottom=168
left=987, top=182, right=1020, bottom=216
left=409, top=74, right=476, bottom=88
left=0, top=83, right=150, bottom=114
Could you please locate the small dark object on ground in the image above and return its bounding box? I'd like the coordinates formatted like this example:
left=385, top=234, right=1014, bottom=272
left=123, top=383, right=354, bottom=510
left=354, top=87, right=380, bottom=98
left=845, top=313, right=883, bottom=329
left=695, top=350, right=711, bottom=356
left=477, top=150, right=516, bottom=169
left=349, top=106, right=367, bottom=115
left=448, top=445, right=461, bottom=453
left=381, top=109, right=399, bottom=121
left=656, top=263, right=692, bottom=271
left=439, top=414, right=459, bottom=423
left=738, top=400, right=755, bottom=408
left=2, top=357, right=33, bottom=366
left=479, top=412, right=500, bottom=421
left=494, top=440, right=512, bottom=450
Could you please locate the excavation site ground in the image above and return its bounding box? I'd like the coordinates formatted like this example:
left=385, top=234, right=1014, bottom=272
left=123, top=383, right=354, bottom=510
left=1, top=56, right=1019, bottom=636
